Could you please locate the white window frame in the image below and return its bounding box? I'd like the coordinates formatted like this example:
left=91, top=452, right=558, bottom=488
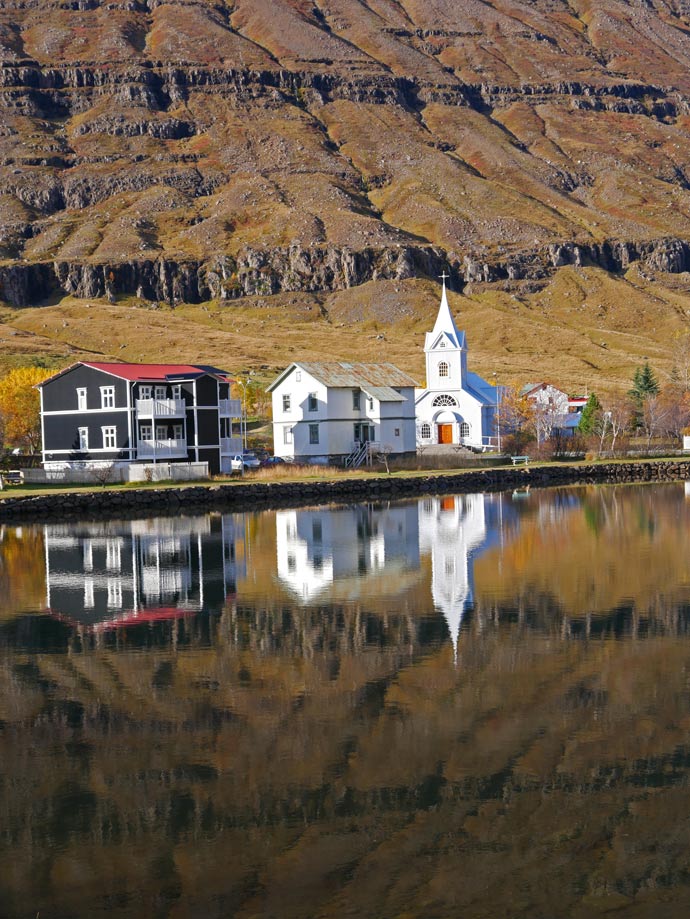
left=283, top=426, right=293, bottom=445
left=173, top=424, right=183, bottom=441
left=76, top=387, right=87, bottom=411
left=283, top=393, right=291, bottom=412
left=102, top=426, right=117, bottom=450
left=171, top=384, right=182, bottom=400
left=154, top=385, right=166, bottom=401
left=140, top=424, right=153, bottom=442
left=438, top=361, right=450, bottom=378
left=420, top=423, right=431, bottom=440
left=352, top=390, right=361, bottom=410
left=139, top=385, right=152, bottom=400
left=100, top=386, right=115, bottom=409
left=308, top=393, right=318, bottom=412
left=78, top=427, right=89, bottom=451
left=156, top=424, right=167, bottom=441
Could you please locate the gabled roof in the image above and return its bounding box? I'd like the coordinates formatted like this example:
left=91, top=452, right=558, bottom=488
left=267, top=361, right=417, bottom=393
left=39, top=361, right=233, bottom=386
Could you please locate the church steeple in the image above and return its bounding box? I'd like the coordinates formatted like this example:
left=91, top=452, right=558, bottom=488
left=424, top=273, right=467, bottom=388
left=430, top=273, right=463, bottom=347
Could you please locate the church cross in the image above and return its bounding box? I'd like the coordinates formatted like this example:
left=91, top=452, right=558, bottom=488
left=439, top=271, right=449, bottom=282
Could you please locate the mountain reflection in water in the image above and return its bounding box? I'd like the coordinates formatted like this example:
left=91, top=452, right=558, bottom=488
left=2, top=483, right=690, bottom=917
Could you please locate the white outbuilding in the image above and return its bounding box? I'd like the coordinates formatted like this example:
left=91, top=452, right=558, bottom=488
left=268, top=361, right=418, bottom=465
left=415, top=278, right=498, bottom=449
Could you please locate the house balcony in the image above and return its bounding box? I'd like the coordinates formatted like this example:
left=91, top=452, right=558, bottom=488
left=220, top=437, right=243, bottom=453
left=219, top=399, right=242, bottom=417
left=136, top=398, right=186, bottom=418
left=136, top=438, right=188, bottom=459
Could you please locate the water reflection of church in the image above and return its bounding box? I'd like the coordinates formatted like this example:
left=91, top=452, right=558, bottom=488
left=276, top=494, right=501, bottom=656
left=44, top=514, right=245, bottom=628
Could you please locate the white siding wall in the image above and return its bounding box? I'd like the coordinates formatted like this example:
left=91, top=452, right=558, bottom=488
left=272, top=370, right=417, bottom=461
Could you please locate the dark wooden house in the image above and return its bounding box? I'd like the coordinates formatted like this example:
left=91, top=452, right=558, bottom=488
left=39, top=362, right=242, bottom=474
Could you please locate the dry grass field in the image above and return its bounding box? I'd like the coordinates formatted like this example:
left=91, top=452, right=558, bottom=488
left=2, top=266, right=688, bottom=395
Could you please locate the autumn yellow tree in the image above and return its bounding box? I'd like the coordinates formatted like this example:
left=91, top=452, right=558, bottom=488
left=0, top=366, right=50, bottom=452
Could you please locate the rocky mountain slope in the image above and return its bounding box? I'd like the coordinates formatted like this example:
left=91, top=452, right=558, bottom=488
left=3, top=0, right=690, bottom=386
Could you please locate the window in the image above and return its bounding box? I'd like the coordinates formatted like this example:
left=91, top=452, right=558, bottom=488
left=283, top=426, right=293, bottom=445
left=432, top=394, right=457, bottom=407
left=107, top=578, right=122, bottom=609
left=140, top=424, right=153, bottom=442
left=100, top=386, right=115, bottom=409
left=309, top=424, right=319, bottom=444
left=295, top=371, right=301, bottom=382
left=287, top=553, right=296, bottom=572
left=78, top=427, right=88, bottom=451
left=352, top=390, right=361, bottom=410
left=173, top=424, right=183, bottom=441
left=154, top=385, right=166, bottom=401
left=171, top=384, right=182, bottom=400
left=106, top=538, right=121, bottom=570
left=438, top=361, right=449, bottom=378
left=459, top=422, right=470, bottom=439
left=102, top=426, right=117, bottom=449
left=139, top=385, right=152, bottom=400
left=368, top=397, right=374, bottom=411
left=156, top=425, right=167, bottom=441
left=420, top=423, right=431, bottom=439
left=77, top=388, right=87, bottom=411
left=394, top=428, right=400, bottom=437
left=308, top=393, right=318, bottom=412
left=283, top=394, right=291, bottom=412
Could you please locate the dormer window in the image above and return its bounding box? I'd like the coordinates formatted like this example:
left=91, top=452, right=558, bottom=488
left=440, top=342, right=446, bottom=348
left=438, top=361, right=450, bottom=378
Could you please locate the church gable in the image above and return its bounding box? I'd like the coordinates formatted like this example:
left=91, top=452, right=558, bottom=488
left=428, top=331, right=459, bottom=352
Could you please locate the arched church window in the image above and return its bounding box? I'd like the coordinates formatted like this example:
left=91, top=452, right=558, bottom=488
left=420, top=423, right=431, bottom=439
left=432, top=394, right=457, bottom=407
left=438, top=361, right=449, bottom=377
left=459, top=422, right=470, bottom=439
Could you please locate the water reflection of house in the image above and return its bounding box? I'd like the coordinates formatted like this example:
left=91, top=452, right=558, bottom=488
left=276, top=503, right=420, bottom=602
left=418, top=494, right=494, bottom=659
left=45, top=514, right=245, bottom=628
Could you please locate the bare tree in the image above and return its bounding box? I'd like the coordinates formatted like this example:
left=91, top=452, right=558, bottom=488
left=604, top=393, right=632, bottom=455
left=641, top=395, right=670, bottom=449
left=91, top=464, right=116, bottom=487
left=374, top=444, right=394, bottom=474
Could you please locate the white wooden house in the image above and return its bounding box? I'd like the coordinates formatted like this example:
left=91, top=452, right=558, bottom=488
left=268, top=362, right=418, bottom=465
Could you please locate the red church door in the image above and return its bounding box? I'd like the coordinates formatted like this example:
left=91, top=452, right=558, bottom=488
left=438, top=423, right=453, bottom=444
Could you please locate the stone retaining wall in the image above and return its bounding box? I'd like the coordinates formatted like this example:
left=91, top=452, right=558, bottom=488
left=1, top=460, right=689, bottom=522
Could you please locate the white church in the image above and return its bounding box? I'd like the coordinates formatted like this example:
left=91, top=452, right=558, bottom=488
left=269, top=274, right=498, bottom=461
left=415, top=275, right=498, bottom=449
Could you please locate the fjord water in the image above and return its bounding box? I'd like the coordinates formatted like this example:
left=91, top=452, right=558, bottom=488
left=3, top=484, right=690, bottom=918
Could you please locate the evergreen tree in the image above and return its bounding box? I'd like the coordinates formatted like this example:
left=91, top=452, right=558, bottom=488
left=577, top=393, right=601, bottom=435
left=629, top=362, right=660, bottom=403
left=629, top=362, right=660, bottom=429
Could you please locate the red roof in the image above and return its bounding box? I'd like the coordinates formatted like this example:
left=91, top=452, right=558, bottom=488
left=39, top=361, right=233, bottom=385
left=84, top=362, right=221, bottom=381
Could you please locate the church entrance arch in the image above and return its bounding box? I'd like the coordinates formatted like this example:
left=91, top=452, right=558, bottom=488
left=432, top=408, right=462, bottom=445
